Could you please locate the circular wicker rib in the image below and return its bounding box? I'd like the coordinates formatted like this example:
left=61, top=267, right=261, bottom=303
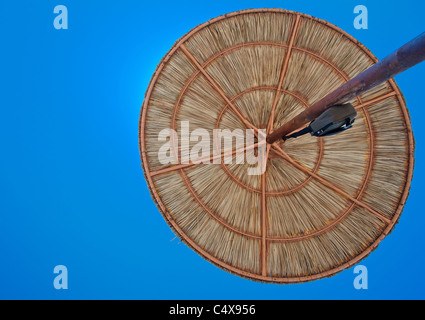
left=139, top=9, right=414, bottom=283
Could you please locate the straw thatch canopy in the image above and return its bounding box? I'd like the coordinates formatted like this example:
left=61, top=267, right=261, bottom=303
left=139, top=9, right=414, bottom=283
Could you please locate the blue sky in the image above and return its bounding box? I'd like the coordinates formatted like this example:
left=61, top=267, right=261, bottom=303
left=0, top=0, right=424, bottom=299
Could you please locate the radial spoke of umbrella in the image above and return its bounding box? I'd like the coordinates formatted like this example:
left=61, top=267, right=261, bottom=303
left=267, top=14, right=302, bottom=134
left=354, top=91, right=398, bottom=110
left=180, top=44, right=263, bottom=136
left=260, top=144, right=271, bottom=276
left=149, top=142, right=262, bottom=177
left=271, top=144, right=393, bottom=224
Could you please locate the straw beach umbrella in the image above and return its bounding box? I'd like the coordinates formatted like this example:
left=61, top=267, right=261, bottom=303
left=139, top=9, right=422, bottom=283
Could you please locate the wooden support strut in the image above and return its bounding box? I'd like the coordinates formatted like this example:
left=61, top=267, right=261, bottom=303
left=267, top=31, right=425, bottom=144
left=267, top=14, right=301, bottom=133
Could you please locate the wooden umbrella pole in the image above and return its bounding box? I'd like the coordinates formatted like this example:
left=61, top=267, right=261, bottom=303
left=267, top=31, right=425, bottom=144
